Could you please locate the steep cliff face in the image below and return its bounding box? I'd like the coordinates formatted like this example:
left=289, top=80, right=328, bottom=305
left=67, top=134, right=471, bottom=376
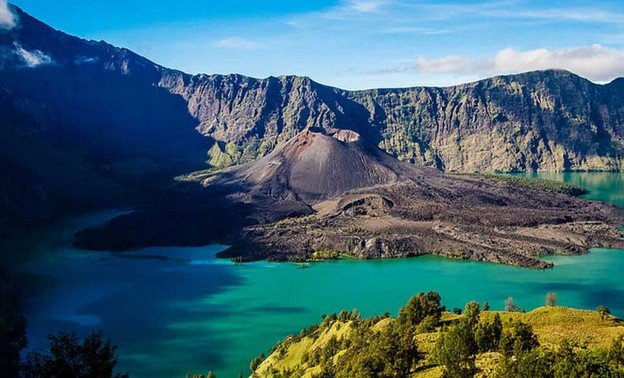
left=158, top=71, right=376, bottom=167
left=159, top=70, right=624, bottom=172
left=349, top=71, right=624, bottom=172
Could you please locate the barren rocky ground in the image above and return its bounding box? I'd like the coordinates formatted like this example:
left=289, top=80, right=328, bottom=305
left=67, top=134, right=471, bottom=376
left=192, top=130, right=624, bottom=268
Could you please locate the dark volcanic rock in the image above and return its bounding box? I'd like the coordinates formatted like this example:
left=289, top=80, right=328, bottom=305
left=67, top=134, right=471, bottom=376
left=193, top=130, right=624, bottom=268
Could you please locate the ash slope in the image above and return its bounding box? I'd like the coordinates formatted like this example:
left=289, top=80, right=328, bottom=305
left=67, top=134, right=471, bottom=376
left=195, top=130, right=624, bottom=268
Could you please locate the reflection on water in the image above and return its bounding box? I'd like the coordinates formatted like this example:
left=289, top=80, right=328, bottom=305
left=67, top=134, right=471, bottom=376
left=13, top=172, right=624, bottom=378
left=519, top=171, right=624, bottom=207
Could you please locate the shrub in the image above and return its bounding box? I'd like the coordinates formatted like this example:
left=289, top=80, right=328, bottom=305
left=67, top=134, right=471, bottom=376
left=24, top=331, right=126, bottom=378
left=397, top=291, right=444, bottom=328
left=597, top=306, right=611, bottom=320
left=250, top=353, right=265, bottom=372
left=545, top=292, right=557, bottom=307
left=504, top=297, right=522, bottom=312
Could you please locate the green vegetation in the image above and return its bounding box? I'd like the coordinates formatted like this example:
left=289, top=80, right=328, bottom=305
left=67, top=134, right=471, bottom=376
left=546, top=292, right=557, bottom=307
left=309, top=249, right=341, bottom=260
left=598, top=306, right=612, bottom=321
left=504, top=297, right=523, bottom=312
left=469, top=174, right=589, bottom=196
left=206, top=138, right=276, bottom=169
left=251, top=292, right=624, bottom=377
left=0, top=270, right=27, bottom=377
left=24, top=332, right=126, bottom=378
left=0, top=270, right=125, bottom=378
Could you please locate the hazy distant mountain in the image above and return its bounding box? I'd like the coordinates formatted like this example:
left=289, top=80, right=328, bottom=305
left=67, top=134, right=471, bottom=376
left=2, top=3, right=624, bottom=234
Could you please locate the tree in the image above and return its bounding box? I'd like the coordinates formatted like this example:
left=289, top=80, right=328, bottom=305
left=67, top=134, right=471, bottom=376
left=434, top=322, right=477, bottom=377
left=397, top=291, right=444, bottom=328
left=475, top=314, right=503, bottom=353
left=496, top=348, right=556, bottom=378
left=492, top=314, right=503, bottom=345
left=552, top=341, right=614, bottom=377
left=0, top=272, right=28, bottom=377
left=608, top=335, right=624, bottom=368
left=250, top=353, right=265, bottom=372
left=463, top=301, right=481, bottom=328
left=513, top=322, right=539, bottom=354
left=497, top=339, right=621, bottom=378
left=504, top=297, right=522, bottom=312
left=545, top=292, right=557, bottom=307
left=482, top=301, right=490, bottom=311
left=377, top=324, right=420, bottom=376
left=24, top=331, right=126, bottom=378
left=333, top=320, right=420, bottom=377
left=499, top=321, right=539, bottom=357
left=597, top=306, right=611, bottom=321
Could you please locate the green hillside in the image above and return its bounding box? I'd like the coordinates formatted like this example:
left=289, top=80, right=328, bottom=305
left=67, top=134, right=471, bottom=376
left=251, top=293, right=624, bottom=377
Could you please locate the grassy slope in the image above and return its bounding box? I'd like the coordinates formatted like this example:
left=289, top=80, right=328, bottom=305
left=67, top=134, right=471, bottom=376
left=466, top=173, right=589, bottom=196
left=254, top=307, right=624, bottom=377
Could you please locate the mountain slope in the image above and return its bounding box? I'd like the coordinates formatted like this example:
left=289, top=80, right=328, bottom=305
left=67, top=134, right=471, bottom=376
left=252, top=297, right=624, bottom=378
left=4, top=4, right=624, bottom=178
left=160, top=70, right=624, bottom=172
left=0, top=4, right=210, bottom=236
left=2, top=3, right=624, bottom=237
left=178, top=129, right=624, bottom=268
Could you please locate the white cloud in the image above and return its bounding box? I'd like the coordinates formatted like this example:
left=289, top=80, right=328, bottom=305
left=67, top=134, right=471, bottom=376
left=488, top=7, right=624, bottom=24
left=410, top=45, right=624, bottom=82
left=418, top=1, right=624, bottom=25
left=74, top=56, right=100, bottom=65
left=14, top=43, right=54, bottom=67
left=0, top=0, right=17, bottom=30
left=314, top=0, right=391, bottom=21
left=414, top=55, right=472, bottom=74
left=349, top=0, right=388, bottom=13
left=214, top=37, right=262, bottom=50
left=380, top=26, right=458, bottom=35
left=490, top=46, right=624, bottom=81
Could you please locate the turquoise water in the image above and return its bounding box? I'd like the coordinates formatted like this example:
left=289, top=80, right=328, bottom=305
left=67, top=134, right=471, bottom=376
left=15, top=172, right=624, bottom=378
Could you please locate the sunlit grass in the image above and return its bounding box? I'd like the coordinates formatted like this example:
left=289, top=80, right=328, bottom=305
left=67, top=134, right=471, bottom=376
left=254, top=306, right=624, bottom=377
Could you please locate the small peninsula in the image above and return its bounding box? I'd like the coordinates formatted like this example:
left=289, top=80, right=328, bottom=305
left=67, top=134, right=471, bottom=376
left=188, top=129, right=624, bottom=269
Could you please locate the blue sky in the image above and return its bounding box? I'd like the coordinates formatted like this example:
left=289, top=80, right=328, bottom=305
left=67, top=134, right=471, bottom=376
left=8, top=0, right=624, bottom=89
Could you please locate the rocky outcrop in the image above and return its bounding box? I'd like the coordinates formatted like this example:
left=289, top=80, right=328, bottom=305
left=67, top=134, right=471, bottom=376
left=348, top=72, right=624, bottom=172
left=158, top=70, right=624, bottom=173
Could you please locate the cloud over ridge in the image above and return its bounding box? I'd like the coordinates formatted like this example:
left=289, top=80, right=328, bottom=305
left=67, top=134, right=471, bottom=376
left=13, top=43, right=54, bottom=68
left=0, top=0, right=17, bottom=30
left=411, top=45, right=624, bottom=83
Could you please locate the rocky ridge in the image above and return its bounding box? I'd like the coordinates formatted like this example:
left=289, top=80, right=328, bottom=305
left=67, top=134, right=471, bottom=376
left=159, top=70, right=624, bottom=173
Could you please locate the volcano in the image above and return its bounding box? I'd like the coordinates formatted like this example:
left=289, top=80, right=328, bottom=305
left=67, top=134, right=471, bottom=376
left=188, top=129, right=624, bottom=268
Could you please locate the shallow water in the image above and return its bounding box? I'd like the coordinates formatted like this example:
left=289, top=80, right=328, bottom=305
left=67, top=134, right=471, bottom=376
left=15, top=172, right=624, bottom=377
